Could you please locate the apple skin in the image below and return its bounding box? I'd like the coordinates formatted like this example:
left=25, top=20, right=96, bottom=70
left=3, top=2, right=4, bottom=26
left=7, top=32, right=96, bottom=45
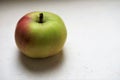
left=15, top=11, right=67, bottom=58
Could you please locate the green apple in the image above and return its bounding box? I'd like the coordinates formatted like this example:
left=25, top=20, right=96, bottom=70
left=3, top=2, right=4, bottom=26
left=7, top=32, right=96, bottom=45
left=15, top=11, right=67, bottom=58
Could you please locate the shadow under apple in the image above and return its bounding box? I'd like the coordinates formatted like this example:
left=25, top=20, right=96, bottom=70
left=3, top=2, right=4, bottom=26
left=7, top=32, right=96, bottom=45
left=18, top=50, right=64, bottom=73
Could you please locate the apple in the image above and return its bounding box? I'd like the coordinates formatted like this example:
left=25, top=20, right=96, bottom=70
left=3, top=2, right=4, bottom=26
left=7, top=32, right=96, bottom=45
left=15, top=11, right=67, bottom=58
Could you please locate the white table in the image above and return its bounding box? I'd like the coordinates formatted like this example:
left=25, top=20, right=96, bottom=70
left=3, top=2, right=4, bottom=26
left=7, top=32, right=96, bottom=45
left=1, top=0, right=120, bottom=80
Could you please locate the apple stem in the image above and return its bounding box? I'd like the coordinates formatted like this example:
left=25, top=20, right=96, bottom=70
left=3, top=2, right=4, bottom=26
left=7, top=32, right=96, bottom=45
left=39, top=13, right=43, bottom=23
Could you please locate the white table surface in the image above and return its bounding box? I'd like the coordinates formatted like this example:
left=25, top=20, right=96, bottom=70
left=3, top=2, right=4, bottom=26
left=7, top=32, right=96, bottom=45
left=1, top=0, right=120, bottom=80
